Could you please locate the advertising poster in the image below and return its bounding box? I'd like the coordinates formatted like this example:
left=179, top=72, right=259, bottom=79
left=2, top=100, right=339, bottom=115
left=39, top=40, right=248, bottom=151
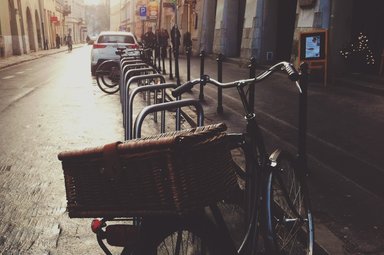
left=148, top=0, right=158, bottom=21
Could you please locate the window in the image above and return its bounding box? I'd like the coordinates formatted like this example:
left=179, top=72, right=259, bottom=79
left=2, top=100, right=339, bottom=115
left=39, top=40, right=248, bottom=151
left=98, top=35, right=135, bottom=44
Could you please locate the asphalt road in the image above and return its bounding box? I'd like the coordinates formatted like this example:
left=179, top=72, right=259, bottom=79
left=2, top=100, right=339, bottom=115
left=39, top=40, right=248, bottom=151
left=0, top=46, right=125, bottom=254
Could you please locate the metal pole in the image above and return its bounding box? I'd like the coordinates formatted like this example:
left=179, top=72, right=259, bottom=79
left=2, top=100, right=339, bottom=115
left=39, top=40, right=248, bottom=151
left=199, top=50, right=205, bottom=100
left=298, top=62, right=309, bottom=175
left=217, top=53, right=224, bottom=113
left=248, top=57, right=257, bottom=111
left=186, top=46, right=191, bottom=81
left=174, top=2, right=180, bottom=86
left=169, top=46, right=174, bottom=79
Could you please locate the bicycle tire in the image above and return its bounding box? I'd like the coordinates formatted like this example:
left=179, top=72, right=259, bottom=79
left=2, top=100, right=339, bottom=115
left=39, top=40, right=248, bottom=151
left=265, top=150, right=314, bottom=255
left=213, top=145, right=261, bottom=254
left=96, top=61, right=120, bottom=94
left=132, top=214, right=232, bottom=255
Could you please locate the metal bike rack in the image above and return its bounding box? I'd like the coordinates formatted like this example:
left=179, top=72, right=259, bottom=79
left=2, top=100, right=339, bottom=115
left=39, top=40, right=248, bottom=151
left=121, top=70, right=160, bottom=106
left=122, top=63, right=149, bottom=76
left=120, top=67, right=157, bottom=104
left=134, top=99, right=204, bottom=139
left=126, top=83, right=178, bottom=140
left=121, top=63, right=150, bottom=91
left=121, top=60, right=145, bottom=72
left=123, top=74, right=166, bottom=127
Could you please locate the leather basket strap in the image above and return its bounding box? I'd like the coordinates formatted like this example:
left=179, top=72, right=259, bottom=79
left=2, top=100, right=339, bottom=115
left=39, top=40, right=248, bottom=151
left=102, top=141, right=122, bottom=180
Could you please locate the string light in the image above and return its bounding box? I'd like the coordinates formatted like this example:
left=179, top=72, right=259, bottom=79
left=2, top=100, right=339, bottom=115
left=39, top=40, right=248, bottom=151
left=340, top=32, right=375, bottom=66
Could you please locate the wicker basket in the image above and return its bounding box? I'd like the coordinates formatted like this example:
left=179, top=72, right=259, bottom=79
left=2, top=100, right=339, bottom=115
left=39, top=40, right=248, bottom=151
left=58, top=123, right=238, bottom=218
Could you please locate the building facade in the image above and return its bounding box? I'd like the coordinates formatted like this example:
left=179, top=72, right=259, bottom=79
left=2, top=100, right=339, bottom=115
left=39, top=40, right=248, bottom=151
left=192, top=0, right=383, bottom=78
left=0, top=0, right=86, bottom=58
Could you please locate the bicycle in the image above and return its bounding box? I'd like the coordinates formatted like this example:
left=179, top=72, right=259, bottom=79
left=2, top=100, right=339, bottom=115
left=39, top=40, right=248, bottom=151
left=59, top=61, right=314, bottom=255
left=133, top=61, right=314, bottom=254
left=168, top=62, right=314, bottom=255
left=95, top=47, right=144, bottom=94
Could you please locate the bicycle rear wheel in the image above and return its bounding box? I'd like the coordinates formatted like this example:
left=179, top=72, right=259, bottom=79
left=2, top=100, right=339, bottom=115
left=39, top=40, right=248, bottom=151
left=133, top=214, right=232, bottom=255
left=265, top=150, right=314, bottom=255
left=95, top=61, right=120, bottom=94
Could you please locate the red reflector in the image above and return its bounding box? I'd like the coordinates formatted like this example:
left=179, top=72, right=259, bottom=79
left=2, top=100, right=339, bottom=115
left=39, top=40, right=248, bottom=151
left=93, top=44, right=107, bottom=49
left=91, top=219, right=103, bottom=233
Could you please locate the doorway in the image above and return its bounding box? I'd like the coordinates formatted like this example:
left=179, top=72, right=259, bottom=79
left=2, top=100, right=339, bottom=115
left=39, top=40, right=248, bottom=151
left=26, top=7, right=36, bottom=52
left=275, top=0, right=297, bottom=61
left=8, top=0, right=21, bottom=55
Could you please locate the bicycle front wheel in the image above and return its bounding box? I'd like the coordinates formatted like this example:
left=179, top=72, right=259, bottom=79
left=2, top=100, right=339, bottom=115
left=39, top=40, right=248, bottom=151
left=133, top=214, right=232, bottom=255
left=265, top=150, right=314, bottom=255
left=95, top=61, right=120, bottom=94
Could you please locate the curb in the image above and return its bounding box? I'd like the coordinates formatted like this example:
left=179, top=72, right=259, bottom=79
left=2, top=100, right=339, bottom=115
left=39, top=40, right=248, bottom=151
left=0, top=44, right=85, bottom=70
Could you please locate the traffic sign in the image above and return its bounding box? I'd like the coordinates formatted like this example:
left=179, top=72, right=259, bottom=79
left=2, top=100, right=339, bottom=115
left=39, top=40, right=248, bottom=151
left=139, top=6, right=146, bottom=17
left=139, top=6, right=147, bottom=20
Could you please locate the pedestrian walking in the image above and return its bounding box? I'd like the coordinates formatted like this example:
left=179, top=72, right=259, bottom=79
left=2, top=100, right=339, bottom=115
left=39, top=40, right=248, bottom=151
left=142, top=27, right=156, bottom=49
left=183, top=31, right=192, bottom=52
left=56, top=34, right=61, bottom=49
left=171, top=25, right=181, bottom=51
left=160, top=29, right=169, bottom=59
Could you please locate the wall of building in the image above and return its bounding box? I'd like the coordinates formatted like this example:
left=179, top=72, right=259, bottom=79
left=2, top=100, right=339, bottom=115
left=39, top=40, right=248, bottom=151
left=0, top=0, right=85, bottom=58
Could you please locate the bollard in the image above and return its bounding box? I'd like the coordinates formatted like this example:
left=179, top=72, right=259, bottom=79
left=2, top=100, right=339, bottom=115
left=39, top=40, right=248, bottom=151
left=169, top=46, right=174, bottom=80
left=186, top=46, right=191, bottom=81
left=157, top=45, right=161, bottom=72
left=199, top=50, right=205, bottom=100
left=216, top=53, right=225, bottom=113
left=152, top=47, right=157, bottom=69
left=162, top=46, right=167, bottom=74
left=174, top=46, right=180, bottom=86
left=248, top=57, right=257, bottom=111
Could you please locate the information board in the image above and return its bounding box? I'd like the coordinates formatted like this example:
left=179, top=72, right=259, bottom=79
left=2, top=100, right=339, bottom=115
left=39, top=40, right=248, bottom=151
left=299, top=29, right=328, bottom=86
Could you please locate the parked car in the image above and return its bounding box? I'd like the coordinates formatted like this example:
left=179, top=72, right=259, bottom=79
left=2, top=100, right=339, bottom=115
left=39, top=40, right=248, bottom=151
left=91, top=31, right=141, bottom=76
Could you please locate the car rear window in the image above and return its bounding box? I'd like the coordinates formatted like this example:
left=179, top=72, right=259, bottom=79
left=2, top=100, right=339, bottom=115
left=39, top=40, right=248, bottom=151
left=98, top=35, right=135, bottom=44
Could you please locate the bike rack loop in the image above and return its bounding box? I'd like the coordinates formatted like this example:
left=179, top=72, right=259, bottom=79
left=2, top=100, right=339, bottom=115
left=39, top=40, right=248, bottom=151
left=121, top=64, right=151, bottom=94
left=134, top=99, right=204, bottom=139
left=124, top=73, right=166, bottom=110
left=123, top=74, right=166, bottom=128
left=119, top=61, right=147, bottom=93
left=120, top=67, right=157, bottom=105
left=126, top=83, right=178, bottom=140
left=122, top=63, right=148, bottom=77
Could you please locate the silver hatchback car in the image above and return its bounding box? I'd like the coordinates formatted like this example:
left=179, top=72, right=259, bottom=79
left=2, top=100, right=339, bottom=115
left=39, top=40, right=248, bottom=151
left=91, top=31, right=141, bottom=75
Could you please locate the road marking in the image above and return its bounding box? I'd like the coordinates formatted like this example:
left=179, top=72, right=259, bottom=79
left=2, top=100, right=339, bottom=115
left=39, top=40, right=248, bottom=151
left=2, top=75, right=15, bottom=79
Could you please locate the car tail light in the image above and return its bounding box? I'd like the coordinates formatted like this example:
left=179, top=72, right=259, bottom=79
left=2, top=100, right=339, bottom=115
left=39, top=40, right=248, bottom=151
left=93, top=44, right=107, bottom=49
left=128, top=44, right=139, bottom=49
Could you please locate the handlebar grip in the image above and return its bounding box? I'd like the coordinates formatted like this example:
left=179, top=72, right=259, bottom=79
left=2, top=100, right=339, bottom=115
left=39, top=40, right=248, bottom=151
left=172, top=81, right=194, bottom=97
left=284, top=63, right=299, bottom=81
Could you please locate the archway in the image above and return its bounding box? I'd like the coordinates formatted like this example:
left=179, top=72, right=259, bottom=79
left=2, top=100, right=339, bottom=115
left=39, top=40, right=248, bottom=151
left=8, top=0, right=21, bottom=55
left=275, top=0, right=298, bottom=61
left=236, top=0, right=246, bottom=57
left=17, top=0, right=27, bottom=53
left=26, top=7, right=36, bottom=51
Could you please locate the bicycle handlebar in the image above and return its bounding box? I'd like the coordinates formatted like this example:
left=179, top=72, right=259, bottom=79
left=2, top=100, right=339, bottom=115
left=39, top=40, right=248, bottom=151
left=172, top=61, right=301, bottom=97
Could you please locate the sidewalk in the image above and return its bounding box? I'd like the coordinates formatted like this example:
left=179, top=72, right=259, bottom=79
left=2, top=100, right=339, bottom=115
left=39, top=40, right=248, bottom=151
left=0, top=44, right=84, bottom=70
left=1, top=48, right=383, bottom=254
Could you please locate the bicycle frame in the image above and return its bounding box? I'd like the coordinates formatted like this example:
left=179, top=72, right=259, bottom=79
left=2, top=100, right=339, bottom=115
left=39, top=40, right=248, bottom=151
left=171, top=61, right=309, bottom=254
